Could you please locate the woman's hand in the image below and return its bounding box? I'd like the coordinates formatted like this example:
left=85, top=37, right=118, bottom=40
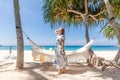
left=55, top=30, right=57, bottom=35
left=55, top=29, right=60, bottom=34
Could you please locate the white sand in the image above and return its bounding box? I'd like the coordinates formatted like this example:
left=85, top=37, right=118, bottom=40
left=94, top=51, right=118, bottom=60
left=0, top=50, right=120, bottom=80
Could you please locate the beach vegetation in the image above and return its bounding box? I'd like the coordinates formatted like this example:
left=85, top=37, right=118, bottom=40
left=103, top=23, right=120, bottom=40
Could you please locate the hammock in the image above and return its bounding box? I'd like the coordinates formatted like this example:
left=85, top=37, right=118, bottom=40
left=25, top=18, right=114, bottom=63
left=29, top=39, right=94, bottom=63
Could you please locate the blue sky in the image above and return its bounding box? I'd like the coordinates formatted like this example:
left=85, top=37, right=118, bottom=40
left=0, top=0, right=117, bottom=46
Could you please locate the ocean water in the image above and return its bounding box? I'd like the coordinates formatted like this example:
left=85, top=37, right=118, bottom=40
left=0, top=45, right=119, bottom=51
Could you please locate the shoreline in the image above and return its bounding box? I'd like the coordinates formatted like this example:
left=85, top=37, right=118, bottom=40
left=0, top=49, right=119, bottom=51
left=0, top=45, right=119, bottom=51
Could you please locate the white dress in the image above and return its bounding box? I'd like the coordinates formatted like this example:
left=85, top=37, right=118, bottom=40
left=54, top=35, right=68, bottom=69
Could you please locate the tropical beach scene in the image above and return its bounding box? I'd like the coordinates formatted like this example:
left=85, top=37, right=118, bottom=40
left=0, top=0, right=120, bottom=80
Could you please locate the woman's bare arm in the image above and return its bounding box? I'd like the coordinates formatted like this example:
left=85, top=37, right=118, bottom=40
left=61, top=39, right=65, bottom=55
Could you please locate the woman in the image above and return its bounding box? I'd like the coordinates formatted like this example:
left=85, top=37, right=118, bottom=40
left=54, top=27, right=68, bottom=74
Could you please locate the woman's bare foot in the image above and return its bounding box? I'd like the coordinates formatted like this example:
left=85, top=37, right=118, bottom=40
left=58, top=69, right=63, bottom=74
left=63, top=68, right=67, bottom=73
left=58, top=71, right=63, bottom=74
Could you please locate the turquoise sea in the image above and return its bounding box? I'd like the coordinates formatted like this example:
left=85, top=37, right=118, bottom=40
left=0, top=45, right=119, bottom=51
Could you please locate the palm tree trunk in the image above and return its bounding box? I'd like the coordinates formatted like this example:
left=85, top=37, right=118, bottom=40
left=13, top=0, right=24, bottom=69
left=104, top=0, right=120, bottom=63
left=84, top=0, right=90, bottom=43
left=84, top=0, right=94, bottom=66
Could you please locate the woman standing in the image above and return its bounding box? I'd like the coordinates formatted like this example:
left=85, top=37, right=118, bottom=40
left=54, top=27, right=68, bottom=74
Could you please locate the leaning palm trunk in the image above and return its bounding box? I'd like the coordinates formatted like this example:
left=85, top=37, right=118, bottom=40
left=104, top=0, right=120, bottom=63
left=13, top=0, right=24, bottom=69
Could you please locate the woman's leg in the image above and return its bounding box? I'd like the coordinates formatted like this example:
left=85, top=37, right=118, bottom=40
left=62, top=55, right=68, bottom=73
left=57, top=55, right=63, bottom=74
left=58, top=68, right=66, bottom=74
left=58, top=69, right=63, bottom=74
left=63, top=67, right=66, bottom=73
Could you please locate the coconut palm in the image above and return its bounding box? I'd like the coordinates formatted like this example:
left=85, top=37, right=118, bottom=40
left=104, top=0, right=120, bottom=63
left=13, top=0, right=24, bottom=69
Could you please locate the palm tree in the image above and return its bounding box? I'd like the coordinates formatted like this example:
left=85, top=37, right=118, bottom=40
left=13, top=0, right=24, bottom=69
left=104, top=0, right=120, bottom=63
left=42, top=0, right=108, bottom=66
left=103, top=24, right=120, bottom=40
left=42, top=0, right=106, bottom=41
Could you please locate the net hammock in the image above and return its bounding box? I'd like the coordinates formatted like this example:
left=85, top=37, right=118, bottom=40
left=29, top=38, right=94, bottom=63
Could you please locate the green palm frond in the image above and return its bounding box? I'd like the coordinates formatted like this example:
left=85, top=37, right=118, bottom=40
left=103, top=23, right=120, bottom=40
left=42, top=0, right=120, bottom=28
left=42, top=0, right=108, bottom=27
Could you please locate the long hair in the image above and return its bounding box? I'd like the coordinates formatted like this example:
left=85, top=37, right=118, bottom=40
left=61, top=27, right=65, bottom=35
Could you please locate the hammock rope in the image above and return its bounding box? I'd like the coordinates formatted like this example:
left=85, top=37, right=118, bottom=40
left=94, top=17, right=114, bottom=39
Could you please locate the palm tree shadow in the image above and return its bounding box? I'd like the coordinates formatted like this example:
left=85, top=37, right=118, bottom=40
left=23, top=62, right=120, bottom=80
left=65, top=63, right=90, bottom=74
left=41, top=62, right=120, bottom=80
left=23, top=62, right=49, bottom=80
left=66, top=63, right=120, bottom=80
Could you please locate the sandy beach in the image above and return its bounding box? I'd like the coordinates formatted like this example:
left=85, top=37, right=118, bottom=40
left=0, top=50, right=120, bottom=80
left=1, top=0, right=120, bottom=80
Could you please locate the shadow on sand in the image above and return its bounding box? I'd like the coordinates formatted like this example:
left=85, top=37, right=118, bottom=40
left=31, top=62, right=120, bottom=80
left=0, top=62, right=120, bottom=80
